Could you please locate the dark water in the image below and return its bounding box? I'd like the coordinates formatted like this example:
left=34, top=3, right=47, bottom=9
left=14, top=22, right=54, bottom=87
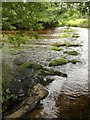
left=3, top=27, right=90, bottom=119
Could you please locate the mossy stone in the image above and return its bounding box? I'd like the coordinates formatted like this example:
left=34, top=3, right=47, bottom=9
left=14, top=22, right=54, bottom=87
left=63, top=51, right=79, bottom=55
left=69, top=59, right=79, bottom=64
left=20, top=62, right=42, bottom=69
left=58, top=58, right=68, bottom=65
left=49, top=58, right=68, bottom=66
left=49, top=60, right=60, bottom=66
left=51, top=47, right=63, bottom=51
left=50, top=42, right=81, bottom=48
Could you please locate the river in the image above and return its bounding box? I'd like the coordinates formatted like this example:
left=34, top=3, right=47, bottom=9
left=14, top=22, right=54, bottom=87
left=22, top=27, right=89, bottom=119
left=3, top=27, right=90, bottom=119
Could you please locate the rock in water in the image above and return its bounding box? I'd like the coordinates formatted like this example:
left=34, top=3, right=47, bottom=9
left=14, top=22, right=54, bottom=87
left=4, top=84, right=48, bottom=119
left=14, top=55, right=26, bottom=65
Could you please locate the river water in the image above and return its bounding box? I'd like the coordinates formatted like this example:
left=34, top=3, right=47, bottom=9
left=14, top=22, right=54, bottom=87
left=3, top=27, right=90, bottom=119
left=20, top=27, right=89, bottom=119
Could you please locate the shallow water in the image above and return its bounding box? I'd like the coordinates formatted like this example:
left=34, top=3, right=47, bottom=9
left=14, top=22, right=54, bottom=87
left=20, top=27, right=89, bottom=119
left=3, top=27, right=90, bottom=119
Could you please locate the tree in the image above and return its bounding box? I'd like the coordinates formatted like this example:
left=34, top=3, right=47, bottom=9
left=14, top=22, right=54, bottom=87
left=2, top=2, right=57, bottom=30
left=2, top=2, right=89, bottom=30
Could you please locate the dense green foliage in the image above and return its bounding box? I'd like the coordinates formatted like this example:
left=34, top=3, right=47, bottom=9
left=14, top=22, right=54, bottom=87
left=2, top=2, right=58, bottom=30
left=2, top=2, right=90, bottom=30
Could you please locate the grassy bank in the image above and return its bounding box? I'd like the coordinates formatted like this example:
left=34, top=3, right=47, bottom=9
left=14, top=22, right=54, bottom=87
left=58, top=18, right=89, bottom=28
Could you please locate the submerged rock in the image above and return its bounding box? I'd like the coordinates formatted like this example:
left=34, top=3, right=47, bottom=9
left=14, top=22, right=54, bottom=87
left=3, top=84, right=48, bottom=119
left=14, top=54, right=26, bottom=65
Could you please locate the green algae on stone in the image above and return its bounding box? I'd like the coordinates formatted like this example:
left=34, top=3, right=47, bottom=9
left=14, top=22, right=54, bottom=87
left=63, top=51, right=79, bottom=56
left=69, top=59, right=79, bottom=64
left=58, top=58, right=68, bottom=65
left=72, top=32, right=79, bottom=38
left=64, top=41, right=81, bottom=47
left=59, top=33, right=72, bottom=38
left=50, top=42, right=65, bottom=47
left=62, top=27, right=77, bottom=33
left=49, top=58, right=68, bottom=66
left=61, top=28, right=79, bottom=38
left=20, top=62, right=42, bottom=69
left=42, top=68, right=67, bottom=77
left=49, top=69, right=67, bottom=77
left=49, top=60, right=60, bottom=66
left=50, top=41, right=81, bottom=48
left=59, top=28, right=79, bottom=38
left=49, top=57, right=79, bottom=66
left=38, top=68, right=67, bottom=78
left=50, top=47, right=63, bottom=51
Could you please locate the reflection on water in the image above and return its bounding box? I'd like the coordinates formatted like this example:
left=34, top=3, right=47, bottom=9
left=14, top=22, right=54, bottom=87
left=22, top=27, right=89, bottom=119
left=56, top=94, right=90, bottom=119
